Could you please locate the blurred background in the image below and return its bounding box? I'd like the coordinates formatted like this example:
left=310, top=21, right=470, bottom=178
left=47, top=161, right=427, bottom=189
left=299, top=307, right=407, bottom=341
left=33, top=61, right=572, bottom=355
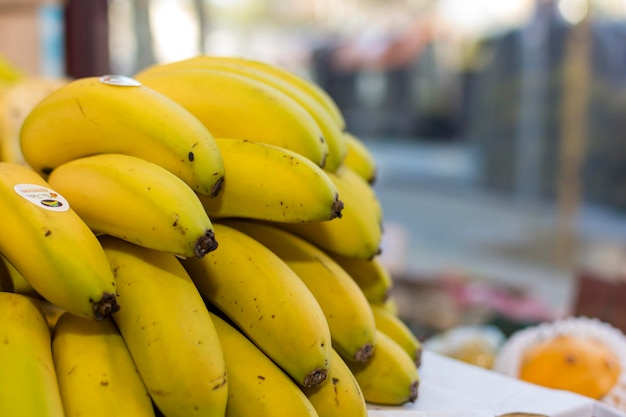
left=4, top=0, right=626, bottom=361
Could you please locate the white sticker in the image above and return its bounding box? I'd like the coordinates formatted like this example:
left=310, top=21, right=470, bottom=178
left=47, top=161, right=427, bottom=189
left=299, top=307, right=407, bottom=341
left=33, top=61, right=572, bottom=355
left=99, top=74, right=142, bottom=87
left=14, top=184, right=70, bottom=212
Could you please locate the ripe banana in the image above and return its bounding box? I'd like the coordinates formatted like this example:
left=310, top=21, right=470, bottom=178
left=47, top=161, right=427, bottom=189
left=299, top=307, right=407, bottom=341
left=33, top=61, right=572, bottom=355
left=0, top=76, right=67, bottom=164
left=0, top=162, right=119, bottom=320
left=224, top=219, right=376, bottom=363
left=302, top=348, right=368, bottom=417
left=134, top=68, right=329, bottom=168
left=0, top=254, right=38, bottom=296
left=181, top=223, right=332, bottom=388
left=99, top=235, right=228, bottom=417
left=333, top=163, right=383, bottom=222
left=19, top=75, right=225, bottom=197
left=274, top=169, right=383, bottom=259
left=371, top=303, right=423, bottom=367
left=52, top=312, right=156, bottom=417
left=208, top=310, right=319, bottom=417
left=47, top=153, right=218, bottom=258
left=0, top=53, right=23, bottom=84
left=136, top=58, right=348, bottom=171
left=142, top=54, right=345, bottom=129
left=0, top=292, right=65, bottom=417
left=198, top=137, right=343, bottom=223
left=347, top=330, right=420, bottom=406
left=342, top=132, right=378, bottom=184
left=328, top=254, right=393, bottom=305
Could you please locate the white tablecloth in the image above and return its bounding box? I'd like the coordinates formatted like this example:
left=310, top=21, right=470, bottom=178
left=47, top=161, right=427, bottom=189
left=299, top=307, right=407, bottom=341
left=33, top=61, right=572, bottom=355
left=367, top=350, right=626, bottom=417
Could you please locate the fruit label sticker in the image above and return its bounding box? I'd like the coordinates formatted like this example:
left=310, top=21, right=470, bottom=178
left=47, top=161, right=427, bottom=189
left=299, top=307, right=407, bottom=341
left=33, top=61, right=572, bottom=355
left=99, top=74, right=142, bottom=87
left=13, top=184, right=70, bottom=212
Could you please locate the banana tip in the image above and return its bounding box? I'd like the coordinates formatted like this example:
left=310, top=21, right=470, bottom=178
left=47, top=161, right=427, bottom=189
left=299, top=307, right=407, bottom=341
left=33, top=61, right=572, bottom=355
left=93, top=292, right=120, bottom=321
left=409, top=380, right=419, bottom=402
left=331, top=196, right=344, bottom=219
left=195, top=229, right=219, bottom=258
left=302, top=367, right=328, bottom=388
left=354, top=343, right=375, bottom=362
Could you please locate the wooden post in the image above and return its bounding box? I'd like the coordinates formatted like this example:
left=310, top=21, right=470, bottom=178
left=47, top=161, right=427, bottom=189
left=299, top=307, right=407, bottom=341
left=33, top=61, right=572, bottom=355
left=556, top=3, right=591, bottom=268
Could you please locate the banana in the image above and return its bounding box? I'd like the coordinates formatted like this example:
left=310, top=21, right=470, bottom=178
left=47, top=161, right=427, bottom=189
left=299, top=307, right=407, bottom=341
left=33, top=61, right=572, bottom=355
left=347, top=330, right=420, bottom=406
left=136, top=57, right=348, bottom=171
left=0, top=162, right=119, bottom=320
left=19, top=75, right=225, bottom=197
left=274, top=169, right=383, bottom=259
left=198, top=137, right=343, bottom=223
left=332, top=163, right=383, bottom=222
left=224, top=219, right=376, bottom=363
left=140, top=54, right=345, bottom=129
left=134, top=68, right=329, bottom=168
left=47, top=153, right=218, bottom=258
left=328, top=254, right=393, bottom=305
left=370, top=303, right=422, bottom=367
left=0, top=76, right=67, bottom=164
left=99, top=235, right=228, bottom=417
left=302, top=348, right=368, bottom=417
left=52, top=312, right=156, bottom=417
left=0, top=292, right=65, bottom=417
left=181, top=223, right=332, bottom=388
left=0, top=53, right=23, bottom=84
left=342, top=132, right=378, bottom=184
left=208, top=310, right=320, bottom=417
left=0, top=254, right=38, bottom=296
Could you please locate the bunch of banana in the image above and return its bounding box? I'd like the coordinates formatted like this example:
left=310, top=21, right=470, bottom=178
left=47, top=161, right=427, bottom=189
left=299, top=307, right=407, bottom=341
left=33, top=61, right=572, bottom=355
left=0, top=53, right=426, bottom=415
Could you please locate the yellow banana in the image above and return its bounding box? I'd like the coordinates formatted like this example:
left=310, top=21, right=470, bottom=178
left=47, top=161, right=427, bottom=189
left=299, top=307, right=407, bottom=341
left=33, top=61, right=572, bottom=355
left=0, top=76, right=67, bottom=164
left=302, top=348, right=368, bottom=417
left=99, top=235, right=228, bottom=417
left=329, top=254, right=393, bottom=305
left=20, top=75, right=225, bottom=197
left=0, top=254, right=38, bottom=296
left=141, top=54, right=345, bottom=129
left=224, top=219, right=376, bottom=363
left=136, top=58, right=347, bottom=171
left=0, top=53, right=23, bottom=84
left=208, top=311, right=320, bottom=417
left=47, top=153, right=218, bottom=258
left=332, top=163, right=383, bottom=222
left=0, top=162, right=119, bottom=320
left=347, top=330, right=420, bottom=406
left=199, top=137, right=343, bottom=223
left=342, top=132, right=378, bottom=184
left=274, top=170, right=382, bottom=259
left=181, top=223, right=332, bottom=388
left=0, top=292, right=65, bottom=417
left=135, top=68, right=329, bottom=168
left=52, top=312, right=156, bottom=417
left=370, top=303, right=422, bottom=367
